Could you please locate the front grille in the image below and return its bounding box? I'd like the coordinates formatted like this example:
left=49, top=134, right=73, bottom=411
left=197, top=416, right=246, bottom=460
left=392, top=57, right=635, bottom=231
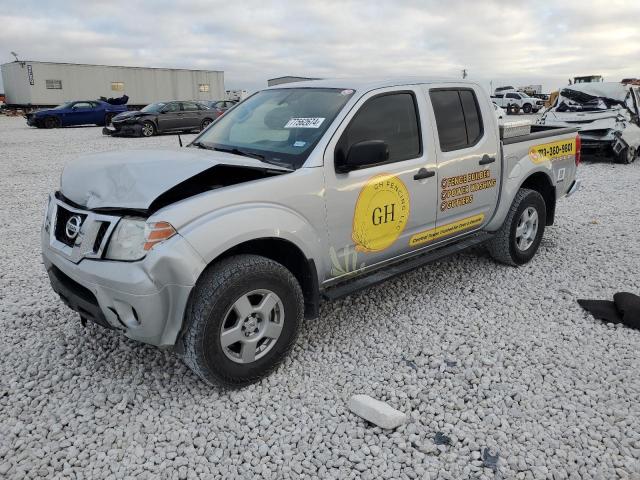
left=54, top=206, right=87, bottom=248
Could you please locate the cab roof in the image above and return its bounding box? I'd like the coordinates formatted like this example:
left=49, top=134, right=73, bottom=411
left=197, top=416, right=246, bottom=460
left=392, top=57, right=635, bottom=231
left=265, top=77, right=480, bottom=92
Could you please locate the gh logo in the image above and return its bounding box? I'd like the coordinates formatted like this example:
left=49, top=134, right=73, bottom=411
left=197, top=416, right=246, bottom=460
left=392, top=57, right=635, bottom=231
left=372, top=204, right=396, bottom=225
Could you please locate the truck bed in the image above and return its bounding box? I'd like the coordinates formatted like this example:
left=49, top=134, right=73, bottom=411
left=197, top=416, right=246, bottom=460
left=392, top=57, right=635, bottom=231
left=501, top=124, right=578, bottom=145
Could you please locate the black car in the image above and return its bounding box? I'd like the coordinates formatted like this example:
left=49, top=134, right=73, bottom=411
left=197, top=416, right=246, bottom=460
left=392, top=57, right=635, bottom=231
left=103, top=101, right=215, bottom=137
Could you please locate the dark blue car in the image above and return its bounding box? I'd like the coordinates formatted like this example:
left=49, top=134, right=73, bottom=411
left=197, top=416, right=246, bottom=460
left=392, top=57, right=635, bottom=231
left=26, top=100, right=128, bottom=128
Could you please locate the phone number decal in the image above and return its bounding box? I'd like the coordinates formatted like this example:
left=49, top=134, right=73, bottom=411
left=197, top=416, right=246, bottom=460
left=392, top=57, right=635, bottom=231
left=529, top=139, right=575, bottom=163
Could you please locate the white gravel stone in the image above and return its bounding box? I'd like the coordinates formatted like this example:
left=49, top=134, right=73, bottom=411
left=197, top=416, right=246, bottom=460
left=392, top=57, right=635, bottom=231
left=349, top=394, right=407, bottom=429
left=1, top=116, right=640, bottom=478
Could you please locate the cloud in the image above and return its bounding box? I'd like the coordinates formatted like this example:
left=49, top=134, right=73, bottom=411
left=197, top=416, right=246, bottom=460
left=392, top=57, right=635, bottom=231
left=1, top=0, right=639, bottom=94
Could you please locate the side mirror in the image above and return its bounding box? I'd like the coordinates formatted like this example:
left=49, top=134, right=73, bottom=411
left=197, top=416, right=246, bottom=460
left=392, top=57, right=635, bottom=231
left=336, top=140, right=389, bottom=173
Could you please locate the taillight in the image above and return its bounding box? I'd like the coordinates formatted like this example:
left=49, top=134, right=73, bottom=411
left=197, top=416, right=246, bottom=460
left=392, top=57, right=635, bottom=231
left=575, top=135, right=581, bottom=166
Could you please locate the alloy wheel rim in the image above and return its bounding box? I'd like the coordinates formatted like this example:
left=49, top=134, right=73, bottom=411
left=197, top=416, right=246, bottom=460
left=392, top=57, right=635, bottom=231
left=515, top=206, right=539, bottom=251
left=220, top=289, right=284, bottom=364
left=143, top=123, right=153, bottom=136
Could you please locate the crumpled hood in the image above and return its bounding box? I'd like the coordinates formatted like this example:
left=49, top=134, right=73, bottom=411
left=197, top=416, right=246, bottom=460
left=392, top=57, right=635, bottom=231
left=113, top=110, right=142, bottom=121
left=60, top=148, right=288, bottom=210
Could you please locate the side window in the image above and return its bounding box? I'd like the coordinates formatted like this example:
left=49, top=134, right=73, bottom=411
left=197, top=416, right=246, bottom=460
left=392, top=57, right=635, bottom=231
left=182, top=102, right=200, bottom=111
left=506, top=93, right=518, bottom=99
left=337, top=92, right=421, bottom=165
left=163, top=103, right=180, bottom=113
left=494, top=94, right=504, bottom=98
left=73, top=102, right=93, bottom=110
left=430, top=89, right=484, bottom=152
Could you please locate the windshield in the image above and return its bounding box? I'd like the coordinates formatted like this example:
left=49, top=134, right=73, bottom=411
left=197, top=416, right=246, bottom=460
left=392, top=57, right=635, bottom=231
left=53, top=102, right=73, bottom=110
left=194, top=88, right=355, bottom=169
left=141, top=102, right=167, bottom=113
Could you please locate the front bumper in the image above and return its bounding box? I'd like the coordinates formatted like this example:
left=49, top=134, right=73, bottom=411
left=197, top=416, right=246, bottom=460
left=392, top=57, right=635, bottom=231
left=42, top=197, right=207, bottom=347
left=103, top=122, right=142, bottom=137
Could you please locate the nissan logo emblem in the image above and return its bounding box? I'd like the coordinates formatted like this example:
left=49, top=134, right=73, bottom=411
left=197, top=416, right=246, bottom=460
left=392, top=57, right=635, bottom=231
left=65, top=215, right=83, bottom=239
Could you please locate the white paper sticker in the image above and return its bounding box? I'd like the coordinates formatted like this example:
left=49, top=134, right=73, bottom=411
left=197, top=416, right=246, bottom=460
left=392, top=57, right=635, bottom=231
left=557, top=168, right=565, bottom=182
left=285, top=117, right=325, bottom=129
left=293, top=141, right=306, bottom=147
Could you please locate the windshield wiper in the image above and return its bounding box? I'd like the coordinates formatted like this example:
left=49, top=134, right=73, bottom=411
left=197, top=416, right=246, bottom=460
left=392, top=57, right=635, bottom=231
left=212, top=146, right=265, bottom=160
left=212, top=147, right=294, bottom=171
left=190, top=140, right=214, bottom=150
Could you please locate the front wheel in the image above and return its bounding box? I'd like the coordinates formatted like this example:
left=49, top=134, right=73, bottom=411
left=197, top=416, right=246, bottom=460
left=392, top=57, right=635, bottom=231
left=43, top=116, right=61, bottom=129
left=182, top=255, right=303, bottom=387
left=615, top=146, right=637, bottom=164
left=522, top=103, right=532, bottom=114
left=141, top=120, right=156, bottom=137
left=487, top=188, right=546, bottom=266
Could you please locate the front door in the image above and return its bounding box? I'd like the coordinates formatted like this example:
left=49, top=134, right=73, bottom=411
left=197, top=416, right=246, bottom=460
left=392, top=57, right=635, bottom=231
left=65, top=101, right=95, bottom=126
left=157, top=102, right=182, bottom=131
left=426, top=86, right=500, bottom=235
left=323, top=87, right=439, bottom=281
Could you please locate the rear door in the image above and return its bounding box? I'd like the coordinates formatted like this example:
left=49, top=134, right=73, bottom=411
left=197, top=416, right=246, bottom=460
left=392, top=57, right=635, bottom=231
left=427, top=86, right=500, bottom=235
left=181, top=101, right=204, bottom=129
left=323, top=87, right=439, bottom=280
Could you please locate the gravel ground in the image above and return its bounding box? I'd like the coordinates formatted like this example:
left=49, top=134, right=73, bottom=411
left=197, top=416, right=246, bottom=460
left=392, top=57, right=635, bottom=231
left=1, top=115, right=640, bottom=479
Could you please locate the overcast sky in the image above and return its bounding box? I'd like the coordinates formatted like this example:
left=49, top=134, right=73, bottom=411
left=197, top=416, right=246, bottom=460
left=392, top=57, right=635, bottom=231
left=1, top=0, right=639, bottom=94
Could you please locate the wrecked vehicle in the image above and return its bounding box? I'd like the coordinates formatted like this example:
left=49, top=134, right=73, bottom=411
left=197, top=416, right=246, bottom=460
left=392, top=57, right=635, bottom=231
left=42, top=78, right=580, bottom=386
left=538, top=82, right=640, bottom=163
left=103, top=101, right=215, bottom=137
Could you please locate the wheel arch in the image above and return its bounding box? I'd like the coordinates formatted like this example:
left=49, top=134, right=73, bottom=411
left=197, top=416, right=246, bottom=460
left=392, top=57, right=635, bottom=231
left=175, top=237, right=319, bottom=354
left=520, top=171, right=556, bottom=225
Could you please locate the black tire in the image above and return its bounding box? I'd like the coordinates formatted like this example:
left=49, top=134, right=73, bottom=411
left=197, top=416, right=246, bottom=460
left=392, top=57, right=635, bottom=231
left=141, top=120, right=156, bottom=137
left=522, top=103, right=532, bottom=114
left=200, top=118, right=213, bottom=131
left=104, top=113, right=115, bottom=127
left=615, top=146, right=636, bottom=164
left=43, top=116, right=60, bottom=129
left=508, top=104, right=520, bottom=115
left=487, top=188, right=546, bottom=266
left=182, top=254, right=303, bottom=387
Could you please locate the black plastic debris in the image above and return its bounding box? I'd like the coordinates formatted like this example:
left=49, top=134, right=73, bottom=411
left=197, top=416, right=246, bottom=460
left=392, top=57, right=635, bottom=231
left=578, top=292, right=640, bottom=330
left=434, top=432, right=451, bottom=445
left=445, top=359, right=457, bottom=367
left=482, top=448, right=499, bottom=471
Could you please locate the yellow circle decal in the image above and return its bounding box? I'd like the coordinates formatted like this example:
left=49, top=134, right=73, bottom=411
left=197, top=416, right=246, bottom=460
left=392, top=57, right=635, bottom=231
left=352, top=174, right=410, bottom=252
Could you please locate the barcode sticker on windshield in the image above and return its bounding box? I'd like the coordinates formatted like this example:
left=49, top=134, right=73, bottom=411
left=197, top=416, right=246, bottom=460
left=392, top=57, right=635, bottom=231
left=285, top=117, right=325, bottom=128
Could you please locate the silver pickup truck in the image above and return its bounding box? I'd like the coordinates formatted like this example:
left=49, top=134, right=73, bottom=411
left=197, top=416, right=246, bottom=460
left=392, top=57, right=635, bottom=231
left=42, top=78, right=580, bottom=386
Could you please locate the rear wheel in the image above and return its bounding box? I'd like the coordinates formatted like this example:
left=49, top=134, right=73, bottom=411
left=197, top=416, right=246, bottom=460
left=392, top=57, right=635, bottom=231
left=43, top=116, right=60, bottom=129
left=508, top=104, right=520, bottom=115
left=183, top=255, right=303, bottom=387
left=487, top=188, right=546, bottom=266
left=200, top=118, right=213, bottom=131
left=141, top=120, right=156, bottom=137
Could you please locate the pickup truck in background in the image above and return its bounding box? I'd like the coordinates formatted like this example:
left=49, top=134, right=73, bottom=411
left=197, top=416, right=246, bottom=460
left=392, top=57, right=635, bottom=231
left=42, top=78, right=580, bottom=386
left=492, top=90, right=544, bottom=114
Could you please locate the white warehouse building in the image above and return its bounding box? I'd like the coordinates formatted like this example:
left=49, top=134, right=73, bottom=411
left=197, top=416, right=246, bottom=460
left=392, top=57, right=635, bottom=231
left=0, top=60, right=225, bottom=107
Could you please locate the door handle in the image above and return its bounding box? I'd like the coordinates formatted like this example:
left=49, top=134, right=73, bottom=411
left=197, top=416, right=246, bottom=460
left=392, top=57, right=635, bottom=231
left=479, top=155, right=496, bottom=165
left=414, top=168, right=435, bottom=180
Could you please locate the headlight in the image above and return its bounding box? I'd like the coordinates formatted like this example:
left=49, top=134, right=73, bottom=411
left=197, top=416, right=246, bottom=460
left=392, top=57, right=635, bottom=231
left=43, top=195, right=53, bottom=233
left=105, top=218, right=177, bottom=261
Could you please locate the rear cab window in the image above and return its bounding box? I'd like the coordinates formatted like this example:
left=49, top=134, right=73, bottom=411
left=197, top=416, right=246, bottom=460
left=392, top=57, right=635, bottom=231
left=429, top=88, right=484, bottom=152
